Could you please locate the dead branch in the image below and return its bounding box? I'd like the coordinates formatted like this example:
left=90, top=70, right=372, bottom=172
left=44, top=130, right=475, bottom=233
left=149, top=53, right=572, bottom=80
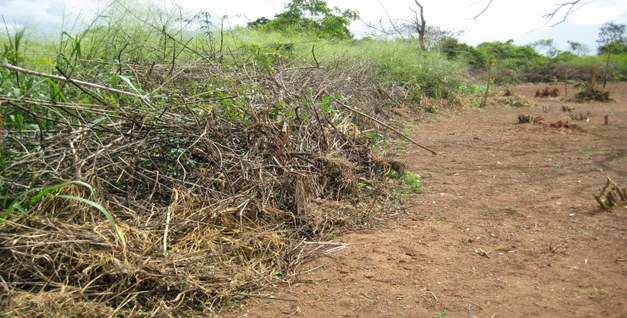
left=331, top=94, right=437, bottom=155
left=473, top=0, right=595, bottom=27
left=473, top=0, right=494, bottom=20
left=1, top=57, right=419, bottom=316
left=0, top=63, right=145, bottom=99
left=543, top=1, right=595, bottom=27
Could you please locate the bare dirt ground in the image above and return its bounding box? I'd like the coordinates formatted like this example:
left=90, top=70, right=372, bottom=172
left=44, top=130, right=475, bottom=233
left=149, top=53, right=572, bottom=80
left=221, top=82, right=627, bottom=318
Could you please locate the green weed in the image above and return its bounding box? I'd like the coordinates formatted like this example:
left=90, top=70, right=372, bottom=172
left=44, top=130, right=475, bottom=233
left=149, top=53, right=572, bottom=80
left=433, top=310, right=449, bottom=318
left=403, top=171, right=424, bottom=193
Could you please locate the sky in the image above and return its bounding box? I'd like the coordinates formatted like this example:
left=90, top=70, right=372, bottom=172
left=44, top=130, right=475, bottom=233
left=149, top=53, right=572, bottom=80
left=1, top=0, right=626, bottom=52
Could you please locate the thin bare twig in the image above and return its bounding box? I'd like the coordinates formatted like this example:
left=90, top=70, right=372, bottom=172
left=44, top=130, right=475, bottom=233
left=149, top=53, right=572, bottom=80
left=473, top=0, right=494, bottom=20
left=543, top=1, right=595, bottom=28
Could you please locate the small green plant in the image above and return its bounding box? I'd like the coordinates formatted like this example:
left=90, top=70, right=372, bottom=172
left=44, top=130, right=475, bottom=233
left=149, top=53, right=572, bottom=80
left=433, top=310, right=449, bottom=318
left=459, top=83, right=485, bottom=94
left=505, top=204, right=517, bottom=213
left=552, top=163, right=562, bottom=169
left=327, top=231, right=336, bottom=239
left=403, top=171, right=424, bottom=193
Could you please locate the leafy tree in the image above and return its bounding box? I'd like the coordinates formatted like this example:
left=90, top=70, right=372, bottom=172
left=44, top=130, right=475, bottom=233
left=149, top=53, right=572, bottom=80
left=476, top=40, right=545, bottom=83
left=598, top=43, right=627, bottom=55
left=597, top=22, right=626, bottom=87
left=567, top=40, right=589, bottom=56
left=439, top=38, right=485, bottom=68
left=532, top=39, right=559, bottom=57
left=252, top=0, right=359, bottom=39
left=477, top=40, right=540, bottom=61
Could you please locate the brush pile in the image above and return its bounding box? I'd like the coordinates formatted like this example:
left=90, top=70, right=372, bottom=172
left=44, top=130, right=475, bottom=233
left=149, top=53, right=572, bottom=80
left=534, top=86, right=559, bottom=98
left=572, top=86, right=612, bottom=102
left=0, top=57, right=411, bottom=316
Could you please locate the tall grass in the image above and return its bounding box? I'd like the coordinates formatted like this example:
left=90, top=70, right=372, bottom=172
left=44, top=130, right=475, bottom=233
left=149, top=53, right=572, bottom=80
left=219, top=28, right=469, bottom=98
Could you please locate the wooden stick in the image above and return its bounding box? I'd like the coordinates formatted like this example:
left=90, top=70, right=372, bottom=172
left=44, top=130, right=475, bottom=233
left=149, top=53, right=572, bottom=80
left=331, top=96, right=438, bottom=155
left=593, top=194, right=609, bottom=209
left=0, top=63, right=145, bottom=99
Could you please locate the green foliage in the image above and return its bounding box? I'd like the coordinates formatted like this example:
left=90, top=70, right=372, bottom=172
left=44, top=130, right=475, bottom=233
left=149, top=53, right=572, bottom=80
left=440, top=38, right=486, bottom=68
left=403, top=172, right=424, bottom=193
left=567, top=40, right=589, bottom=56
left=252, top=0, right=359, bottom=39
left=532, top=38, right=559, bottom=57
left=334, top=38, right=467, bottom=98
left=598, top=43, right=627, bottom=55
left=238, top=42, right=293, bottom=73
left=476, top=40, right=548, bottom=83
left=387, top=169, right=423, bottom=193
left=2, top=25, right=27, bottom=65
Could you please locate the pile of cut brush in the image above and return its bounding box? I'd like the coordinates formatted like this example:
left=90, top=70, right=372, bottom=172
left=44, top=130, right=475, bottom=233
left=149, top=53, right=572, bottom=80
left=0, top=57, right=412, bottom=316
left=572, top=86, right=612, bottom=102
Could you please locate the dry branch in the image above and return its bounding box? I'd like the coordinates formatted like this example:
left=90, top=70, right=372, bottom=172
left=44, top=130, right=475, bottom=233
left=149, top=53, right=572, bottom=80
left=0, top=63, right=145, bottom=99
left=331, top=95, right=437, bottom=155
left=1, top=57, right=414, bottom=316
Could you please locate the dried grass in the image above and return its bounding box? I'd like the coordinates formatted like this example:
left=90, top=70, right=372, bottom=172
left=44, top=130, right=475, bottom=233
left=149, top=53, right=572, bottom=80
left=0, top=59, right=410, bottom=316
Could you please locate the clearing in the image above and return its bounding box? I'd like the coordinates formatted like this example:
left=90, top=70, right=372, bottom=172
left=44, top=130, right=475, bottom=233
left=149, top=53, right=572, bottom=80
left=222, top=82, right=627, bottom=318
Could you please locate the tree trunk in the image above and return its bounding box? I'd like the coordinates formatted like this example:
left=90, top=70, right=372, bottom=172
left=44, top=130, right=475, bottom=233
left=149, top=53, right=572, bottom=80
left=480, top=59, right=494, bottom=108
left=414, top=1, right=426, bottom=51
left=602, top=52, right=611, bottom=88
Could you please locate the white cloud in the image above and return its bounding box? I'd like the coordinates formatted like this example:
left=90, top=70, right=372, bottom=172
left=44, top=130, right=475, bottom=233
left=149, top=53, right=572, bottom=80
left=0, top=0, right=63, bottom=30
left=1, top=0, right=625, bottom=49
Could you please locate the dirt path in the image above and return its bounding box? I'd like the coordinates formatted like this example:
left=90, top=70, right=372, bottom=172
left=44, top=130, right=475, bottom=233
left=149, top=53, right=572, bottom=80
left=222, top=83, right=627, bottom=318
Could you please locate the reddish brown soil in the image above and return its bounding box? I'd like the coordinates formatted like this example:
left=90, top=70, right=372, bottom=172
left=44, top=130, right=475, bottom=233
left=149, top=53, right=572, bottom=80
left=221, top=83, right=627, bottom=318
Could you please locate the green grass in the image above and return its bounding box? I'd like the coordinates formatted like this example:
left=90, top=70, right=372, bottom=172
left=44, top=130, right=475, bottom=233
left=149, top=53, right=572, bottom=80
left=222, top=28, right=469, bottom=98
